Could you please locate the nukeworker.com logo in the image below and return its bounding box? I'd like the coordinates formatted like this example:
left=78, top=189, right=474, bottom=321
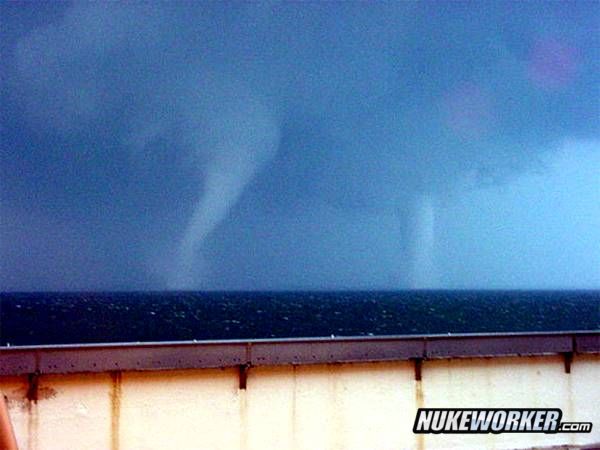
left=413, top=408, right=592, bottom=434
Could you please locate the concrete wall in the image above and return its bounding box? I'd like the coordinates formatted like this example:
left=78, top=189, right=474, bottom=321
left=1, top=354, right=598, bottom=450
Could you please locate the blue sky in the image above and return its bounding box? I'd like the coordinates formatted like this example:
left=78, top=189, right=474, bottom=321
left=1, top=2, right=598, bottom=290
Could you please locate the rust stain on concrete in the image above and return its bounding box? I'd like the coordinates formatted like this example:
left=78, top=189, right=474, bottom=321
left=238, top=387, right=248, bottom=450
left=26, top=373, right=39, bottom=403
left=110, top=371, right=122, bottom=450
left=327, top=364, right=344, bottom=450
left=34, top=386, right=56, bottom=401
left=291, top=365, right=298, bottom=450
left=415, top=379, right=424, bottom=450
left=415, top=380, right=424, bottom=409
left=5, top=376, right=55, bottom=410
left=26, top=396, right=38, bottom=450
left=566, top=361, right=576, bottom=447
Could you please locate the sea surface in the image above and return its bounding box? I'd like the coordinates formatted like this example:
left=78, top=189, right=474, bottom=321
left=0, top=290, right=598, bottom=346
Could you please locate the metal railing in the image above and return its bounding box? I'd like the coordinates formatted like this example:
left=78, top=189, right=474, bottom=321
left=1, top=330, right=598, bottom=377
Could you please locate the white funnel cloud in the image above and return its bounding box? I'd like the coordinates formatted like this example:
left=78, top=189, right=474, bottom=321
left=407, top=194, right=436, bottom=289
left=168, top=92, right=280, bottom=289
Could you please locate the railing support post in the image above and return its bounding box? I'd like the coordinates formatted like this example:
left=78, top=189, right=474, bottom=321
left=413, top=358, right=423, bottom=381
left=239, top=364, right=250, bottom=390
left=563, top=352, right=573, bottom=374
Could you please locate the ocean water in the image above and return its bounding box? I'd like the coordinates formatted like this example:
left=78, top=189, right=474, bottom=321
left=0, top=290, right=598, bottom=346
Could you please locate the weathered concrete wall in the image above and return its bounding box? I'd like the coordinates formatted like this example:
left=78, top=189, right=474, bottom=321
left=1, top=354, right=598, bottom=450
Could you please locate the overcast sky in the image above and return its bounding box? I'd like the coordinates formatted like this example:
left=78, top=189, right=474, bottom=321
left=1, top=1, right=598, bottom=291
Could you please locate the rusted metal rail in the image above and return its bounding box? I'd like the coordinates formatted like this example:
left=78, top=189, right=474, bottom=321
left=0, top=331, right=598, bottom=377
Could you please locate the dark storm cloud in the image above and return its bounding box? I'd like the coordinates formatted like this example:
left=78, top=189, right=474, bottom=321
left=1, top=2, right=598, bottom=290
